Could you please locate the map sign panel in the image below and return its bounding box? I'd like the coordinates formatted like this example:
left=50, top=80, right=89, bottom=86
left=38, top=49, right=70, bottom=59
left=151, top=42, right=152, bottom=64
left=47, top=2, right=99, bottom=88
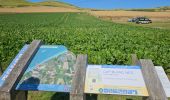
left=85, top=65, right=149, bottom=96
left=16, top=45, right=76, bottom=92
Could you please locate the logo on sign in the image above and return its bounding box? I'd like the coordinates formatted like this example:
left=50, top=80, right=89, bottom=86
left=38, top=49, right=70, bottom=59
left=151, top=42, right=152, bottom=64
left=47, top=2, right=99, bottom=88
left=98, top=88, right=138, bottom=95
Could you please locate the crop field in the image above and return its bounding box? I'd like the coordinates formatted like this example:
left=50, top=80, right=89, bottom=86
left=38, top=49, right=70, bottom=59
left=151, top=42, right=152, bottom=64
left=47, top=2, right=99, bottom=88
left=89, top=10, right=170, bottom=30
left=0, top=12, right=170, bottom=100
left=89, top=11, right=170, bottom=18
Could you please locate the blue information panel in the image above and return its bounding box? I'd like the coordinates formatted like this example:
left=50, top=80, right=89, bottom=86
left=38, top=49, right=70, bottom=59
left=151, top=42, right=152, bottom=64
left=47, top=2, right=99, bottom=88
left=16, top=45, right=76, bottom=92
left=0, top=45, right=76, bottom=92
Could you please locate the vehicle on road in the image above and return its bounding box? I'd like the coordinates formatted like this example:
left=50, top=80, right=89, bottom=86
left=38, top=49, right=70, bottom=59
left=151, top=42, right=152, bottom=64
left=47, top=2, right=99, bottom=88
left=128, top=17, right=152, bottom=24
left=135, top=17, right=152, bottom=24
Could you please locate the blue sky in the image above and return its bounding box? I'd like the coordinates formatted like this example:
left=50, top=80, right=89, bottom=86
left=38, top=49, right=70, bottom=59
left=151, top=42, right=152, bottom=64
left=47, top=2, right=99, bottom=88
left=29, top=0, right=170, bottom=9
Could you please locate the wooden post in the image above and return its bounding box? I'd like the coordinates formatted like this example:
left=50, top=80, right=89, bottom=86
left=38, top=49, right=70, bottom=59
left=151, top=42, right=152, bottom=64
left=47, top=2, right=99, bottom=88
left=139, top=59, right=168, bottom=100
left=70, top=54, right=87, bottom=100
left=131, top=54, right=148, bottom=100
left=0, top=63, right=3, bottom=75
left=131, top=54, right=138, bottom=65
left=0, top=40, right=42, bottom=100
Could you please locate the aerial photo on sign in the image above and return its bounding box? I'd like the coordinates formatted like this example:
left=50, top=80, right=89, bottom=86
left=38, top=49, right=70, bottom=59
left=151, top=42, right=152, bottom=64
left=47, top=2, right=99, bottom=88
left=16, top=45, right=76, bottom=92
left=85, top=65, right=149, bottom=96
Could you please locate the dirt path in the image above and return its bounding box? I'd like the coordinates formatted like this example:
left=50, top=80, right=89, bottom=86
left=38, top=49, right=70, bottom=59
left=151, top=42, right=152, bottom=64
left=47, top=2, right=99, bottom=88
left=0, top=6, right=81, bottom=13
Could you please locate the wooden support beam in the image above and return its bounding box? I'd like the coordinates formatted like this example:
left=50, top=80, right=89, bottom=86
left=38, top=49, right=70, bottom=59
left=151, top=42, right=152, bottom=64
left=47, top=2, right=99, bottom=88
left=70, top=54, right=87, bottom=100
left=139, top=59, right=168, bottom=100
left=0, top=63, right=3, bottom=76
left=131, top=54, right=148, bottom=100
left=131, top=54, right=138, bottom=65
left=0, top=40, right=42, bottom=100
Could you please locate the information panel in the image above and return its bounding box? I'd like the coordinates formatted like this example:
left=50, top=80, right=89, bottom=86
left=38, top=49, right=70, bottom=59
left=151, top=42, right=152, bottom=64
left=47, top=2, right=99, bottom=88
left=16, top=45, right=76, bottom=92
left=85, top=65, right=149, bottom=96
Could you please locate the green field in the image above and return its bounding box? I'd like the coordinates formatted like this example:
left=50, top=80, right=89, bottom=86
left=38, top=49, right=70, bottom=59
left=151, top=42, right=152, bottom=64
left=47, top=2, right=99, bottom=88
left=112, top=20, right=170, bottom=30
left=132, top=22, right=170, bottom=30
left=0, top=12, right=170, bottom=99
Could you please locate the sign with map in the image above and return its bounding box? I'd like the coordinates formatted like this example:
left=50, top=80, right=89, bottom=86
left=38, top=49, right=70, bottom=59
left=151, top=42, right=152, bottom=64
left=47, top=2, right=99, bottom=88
left=85, top=65, right=149, bottom=96
left=15, top=45, right=76, bottom=92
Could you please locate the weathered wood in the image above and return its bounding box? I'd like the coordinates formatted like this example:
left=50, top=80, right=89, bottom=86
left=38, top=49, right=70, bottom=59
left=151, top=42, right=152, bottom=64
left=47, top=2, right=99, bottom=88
left=0, top=92, right=11, bottom=100
left=70, top=54, right=87, bottom=100
left=131, top=54, right=138, bottom=65
left=0, top=63, right=3, bottom=75
left=0, top=91, right=28, bottom=100
left=0, top=40, right=42, bottom=100
left=131, top=55, right=149, bottom=100
left=139, top=59, right=168, bottom=100
left=14, top=90, right=28, bottom=100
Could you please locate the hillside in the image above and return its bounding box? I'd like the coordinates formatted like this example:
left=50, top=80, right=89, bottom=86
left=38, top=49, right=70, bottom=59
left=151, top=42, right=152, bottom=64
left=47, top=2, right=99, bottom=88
left=0, top=0, right=76, bottom=8
left=36, top=1, right=76, bottom=8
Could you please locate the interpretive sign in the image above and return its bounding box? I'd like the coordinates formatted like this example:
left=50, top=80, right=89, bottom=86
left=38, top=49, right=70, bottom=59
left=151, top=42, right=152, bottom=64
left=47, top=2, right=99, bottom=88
left=155, top=66, right=170, bottom=97
left=15, top=45, right=76, bottom=92
left=85, top=65, right=149, bottom=96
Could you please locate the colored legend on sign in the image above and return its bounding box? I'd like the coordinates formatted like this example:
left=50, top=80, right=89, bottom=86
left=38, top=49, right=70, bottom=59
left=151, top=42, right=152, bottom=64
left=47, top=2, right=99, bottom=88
left=85, top=65, right=149, bottom=96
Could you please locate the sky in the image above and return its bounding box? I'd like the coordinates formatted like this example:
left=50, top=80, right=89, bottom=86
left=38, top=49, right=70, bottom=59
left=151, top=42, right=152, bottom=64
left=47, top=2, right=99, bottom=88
left=29, top=0, right=170, bottom=9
